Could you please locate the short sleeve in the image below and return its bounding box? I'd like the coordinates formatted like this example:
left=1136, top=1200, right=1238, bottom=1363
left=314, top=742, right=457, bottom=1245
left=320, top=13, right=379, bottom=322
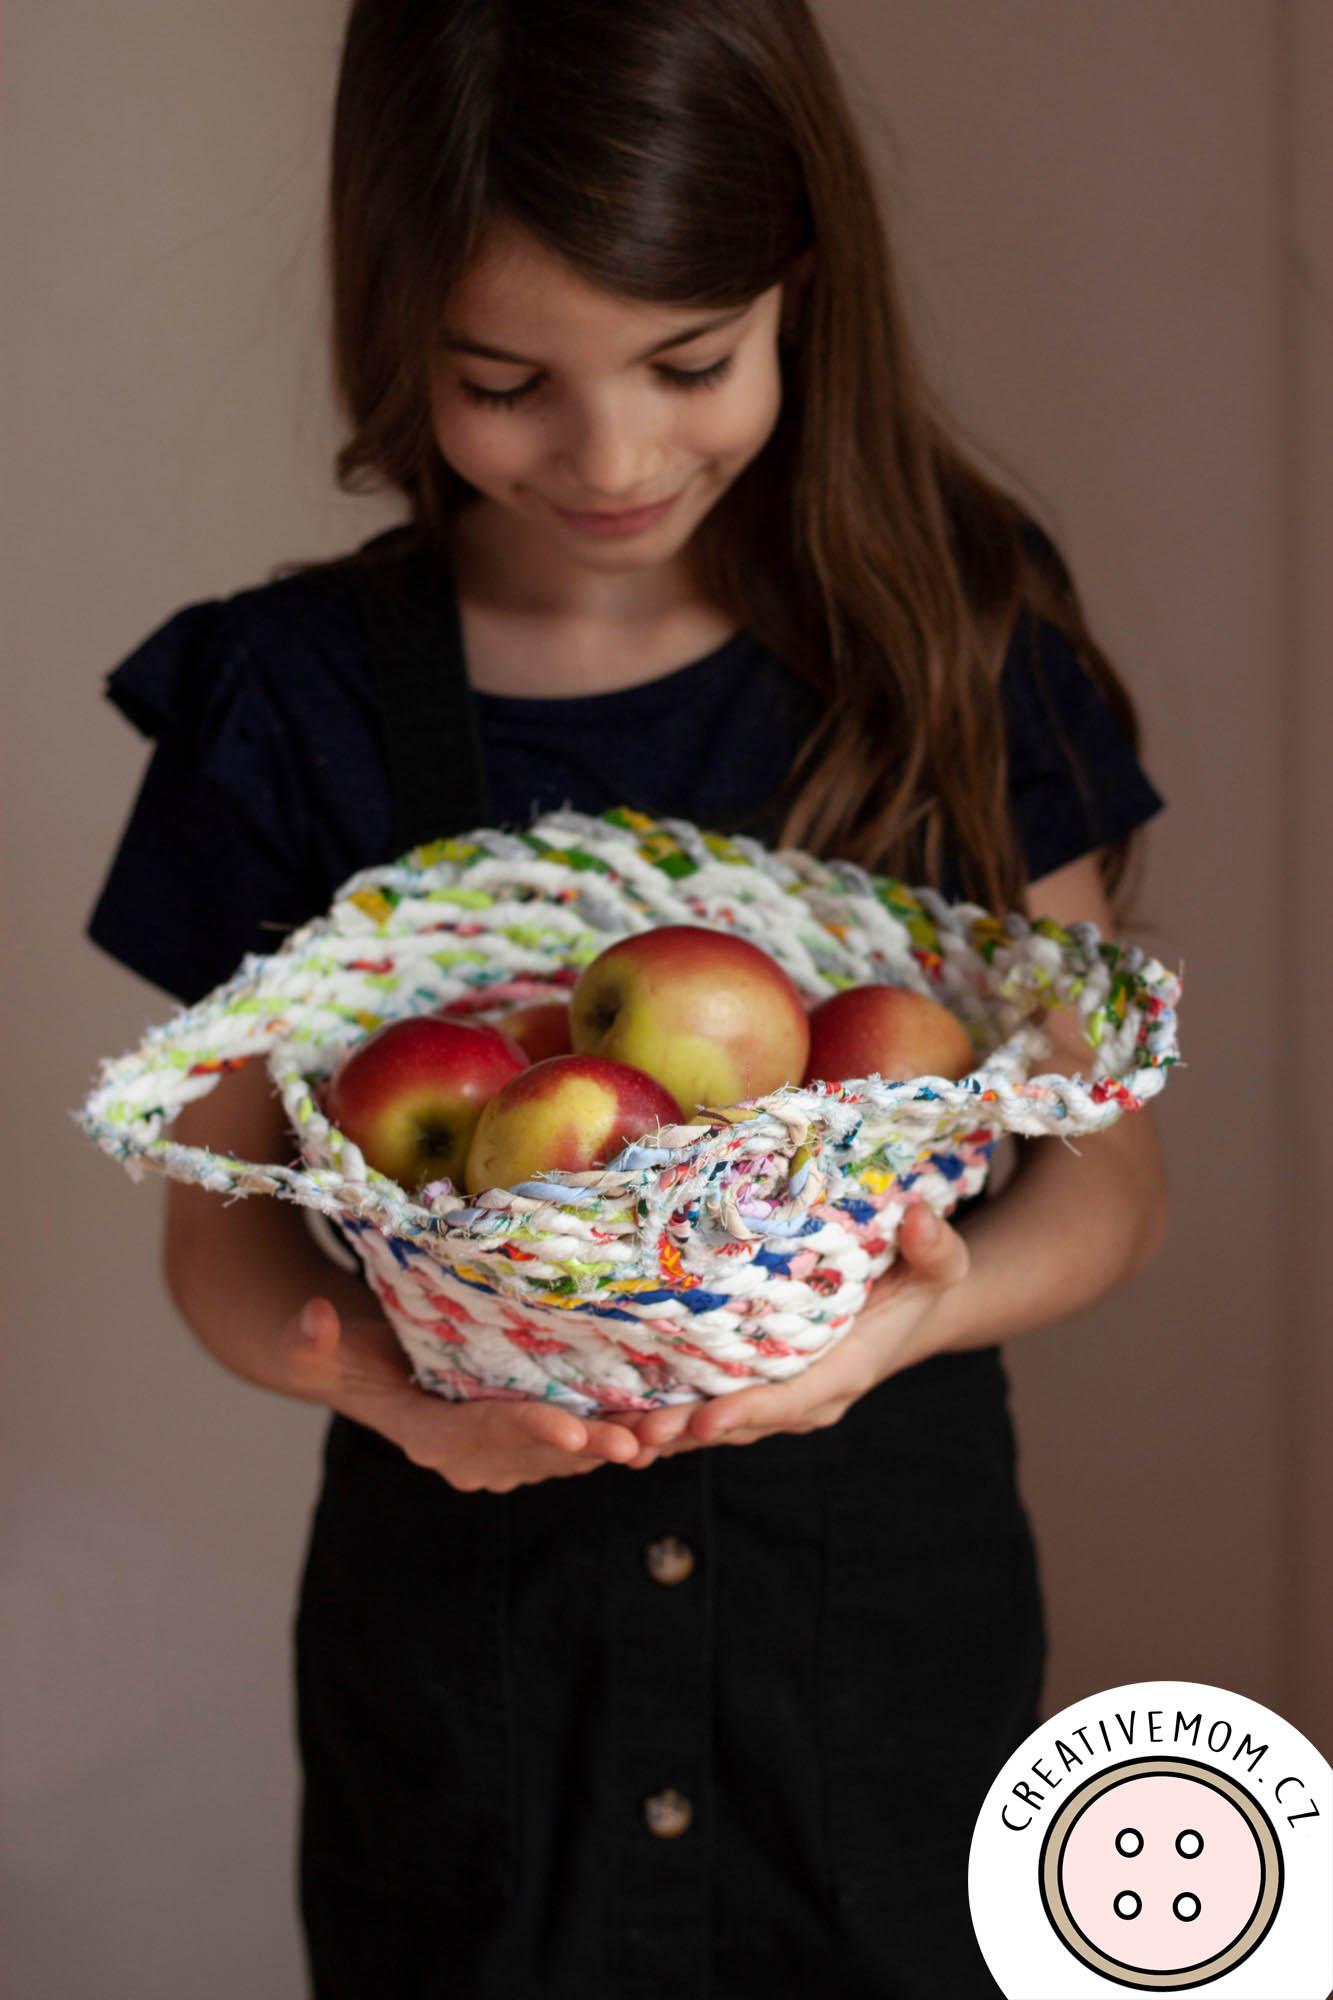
left=84, top=598, right=321, bottom=1005
left=1001, top=608, right=1166, bottom=883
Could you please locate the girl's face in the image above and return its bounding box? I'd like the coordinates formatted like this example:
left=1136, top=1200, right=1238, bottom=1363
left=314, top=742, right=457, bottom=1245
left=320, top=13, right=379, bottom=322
left=428, top=223, right=786, bottom=573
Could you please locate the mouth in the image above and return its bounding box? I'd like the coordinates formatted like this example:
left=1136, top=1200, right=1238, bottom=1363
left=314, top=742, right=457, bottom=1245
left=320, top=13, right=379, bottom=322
left=546, top=489, right=686, bottom=534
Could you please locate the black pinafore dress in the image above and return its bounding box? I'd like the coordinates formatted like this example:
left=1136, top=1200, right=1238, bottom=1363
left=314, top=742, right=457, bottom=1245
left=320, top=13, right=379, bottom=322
left=292, top=548, right=1046, bottom=2000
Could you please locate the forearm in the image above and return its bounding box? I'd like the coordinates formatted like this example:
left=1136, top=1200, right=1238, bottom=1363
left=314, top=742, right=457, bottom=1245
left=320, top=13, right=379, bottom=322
left=166, top=1190, right=389, bottom=1405
left=921, top=1112, right=1168, bottom=1357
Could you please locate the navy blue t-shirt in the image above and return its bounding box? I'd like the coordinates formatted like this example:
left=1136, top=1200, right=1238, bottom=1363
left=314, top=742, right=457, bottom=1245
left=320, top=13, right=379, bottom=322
left=85, top=537, right=1165, bottom=1006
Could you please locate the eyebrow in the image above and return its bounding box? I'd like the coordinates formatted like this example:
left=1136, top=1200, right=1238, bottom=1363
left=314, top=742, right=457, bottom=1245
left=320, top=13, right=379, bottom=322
left=440, top=304, right=751, bottom=368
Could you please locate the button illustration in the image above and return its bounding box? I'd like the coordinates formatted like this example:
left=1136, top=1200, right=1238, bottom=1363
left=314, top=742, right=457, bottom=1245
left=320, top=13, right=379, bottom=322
left=1039, top=1756, right=1283, bottom=1988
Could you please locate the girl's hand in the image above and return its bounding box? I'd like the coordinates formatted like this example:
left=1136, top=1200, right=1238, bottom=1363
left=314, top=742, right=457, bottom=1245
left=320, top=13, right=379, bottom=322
left=618, top=1204, right=971, bottom=1455
left=279, top=1297, right=660, bottom=1492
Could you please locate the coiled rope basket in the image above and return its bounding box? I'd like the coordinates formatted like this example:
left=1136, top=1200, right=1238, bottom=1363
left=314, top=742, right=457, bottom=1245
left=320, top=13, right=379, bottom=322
left=77, top=805, right=1182, bottom=1416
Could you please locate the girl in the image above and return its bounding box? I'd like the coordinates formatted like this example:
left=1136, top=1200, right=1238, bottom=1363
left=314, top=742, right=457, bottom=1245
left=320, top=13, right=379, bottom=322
left=85, top=2, right=1170, bottom=1994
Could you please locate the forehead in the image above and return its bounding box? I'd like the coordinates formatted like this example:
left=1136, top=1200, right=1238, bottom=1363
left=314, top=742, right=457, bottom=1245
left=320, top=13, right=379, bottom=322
left=441, top=222, right=761, bottom=358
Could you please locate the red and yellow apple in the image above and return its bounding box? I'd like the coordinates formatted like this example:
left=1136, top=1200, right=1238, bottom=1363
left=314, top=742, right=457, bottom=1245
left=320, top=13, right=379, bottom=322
left=325, top=1015, right=529, bottom=1191
left=802, top=984, right=974, bottom=1085
left=569, top=924, right=810, bottom=1117
left=463, top=1053, right=682, bottom=1197
left=489, top=999, right=573, bottom=1063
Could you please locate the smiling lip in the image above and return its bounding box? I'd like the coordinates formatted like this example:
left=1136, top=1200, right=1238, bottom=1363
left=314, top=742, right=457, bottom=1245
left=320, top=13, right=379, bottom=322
left=548, top=490, right=684, bottom=535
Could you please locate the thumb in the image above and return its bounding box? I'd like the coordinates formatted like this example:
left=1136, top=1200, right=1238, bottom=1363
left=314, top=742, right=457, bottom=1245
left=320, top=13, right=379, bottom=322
left=898, top=1206, right=971, bottom=1287
left=282, top=1296, right=343, bottom=1373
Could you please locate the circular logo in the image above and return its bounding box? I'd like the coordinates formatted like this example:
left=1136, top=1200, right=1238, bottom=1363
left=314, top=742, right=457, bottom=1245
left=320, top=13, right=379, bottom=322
left=968, top=1680, right=1332, bottom=1998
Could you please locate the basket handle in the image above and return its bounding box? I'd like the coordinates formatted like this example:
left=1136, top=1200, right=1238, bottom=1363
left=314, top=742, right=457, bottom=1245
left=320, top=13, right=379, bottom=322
left=74, top=947, right=602, bottom=1242
left=75, top=945, right=387, bottom=1208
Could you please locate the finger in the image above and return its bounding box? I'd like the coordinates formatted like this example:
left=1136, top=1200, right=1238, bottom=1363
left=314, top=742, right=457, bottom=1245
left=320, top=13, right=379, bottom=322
left=689, top=1392, right=777, bottom=1442
left=688, top=1345, right=866, bottom=1442
left=507, top=1402, right=590, bottom=1456
left=278, top=1297, right=344, bottom=1387
left=698, top=1394, right=853, bottom=1450
left=626, top=1405, right=697, bottom=1450
left=315, top=1308, right=423, bottom=1399
left=648, top=1431, right=708, bottom=1456
left=657, top=1420, right=782, bottom=1453
left=898, top=1206, right=971, bottom=1286
left=531, top=1451, right=609, bottom=1479
left=580, top=1419, right=644, bottom=1463
left=510, top=1403, right=639, bottom=1464
left=296, top=1296, right=342, bottom=1359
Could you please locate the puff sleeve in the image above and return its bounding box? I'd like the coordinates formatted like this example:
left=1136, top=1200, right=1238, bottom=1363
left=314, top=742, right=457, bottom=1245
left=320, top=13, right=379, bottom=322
left=1000, top=608, right=1166, bottom=883
left=84, top=597, right=322, bottom=1006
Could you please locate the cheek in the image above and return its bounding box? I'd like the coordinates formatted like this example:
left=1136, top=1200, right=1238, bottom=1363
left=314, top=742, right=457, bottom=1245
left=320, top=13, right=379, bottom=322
left=431, top=400, right=538, bottom=484
left=693, top=360, right=783, bottom=467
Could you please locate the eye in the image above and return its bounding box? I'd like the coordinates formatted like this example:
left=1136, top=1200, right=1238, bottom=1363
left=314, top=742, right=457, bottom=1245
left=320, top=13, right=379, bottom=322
left=659, top=356, right=734, bottom=392
left=459, top=378, right=538, bottom=411
left=459, top=353, right=735, bottom=410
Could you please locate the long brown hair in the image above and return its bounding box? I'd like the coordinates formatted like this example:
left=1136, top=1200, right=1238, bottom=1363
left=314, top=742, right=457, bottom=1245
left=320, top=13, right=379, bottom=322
left=309, top=0, right=1158, bottom=930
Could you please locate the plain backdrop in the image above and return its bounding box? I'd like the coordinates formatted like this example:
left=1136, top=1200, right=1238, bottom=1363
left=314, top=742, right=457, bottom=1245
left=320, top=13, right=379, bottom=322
left=6, top=2, right=1331, bottom=1993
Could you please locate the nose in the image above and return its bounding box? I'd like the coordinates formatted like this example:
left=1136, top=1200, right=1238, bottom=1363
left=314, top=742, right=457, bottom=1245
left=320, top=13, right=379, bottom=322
left=558, top=400, right=666, bottom=505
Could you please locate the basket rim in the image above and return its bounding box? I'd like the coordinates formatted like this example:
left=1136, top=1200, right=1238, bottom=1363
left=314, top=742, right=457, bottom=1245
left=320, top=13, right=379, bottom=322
left=76, top=804, right=1183, bottom=1247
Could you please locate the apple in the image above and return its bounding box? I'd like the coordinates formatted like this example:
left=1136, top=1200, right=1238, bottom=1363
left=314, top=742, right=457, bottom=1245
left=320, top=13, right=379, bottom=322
left=490, top=999, right=573, bottom=1063
left=429, top=998, right=573, bottom=1061
left=463, top=1053, right=682, bottom=1197
left=325, top=1015, right=529, bottom=1191
left=569, top=924, right=811, bottom=1118
left=803, top=984, right=974, bottom=1085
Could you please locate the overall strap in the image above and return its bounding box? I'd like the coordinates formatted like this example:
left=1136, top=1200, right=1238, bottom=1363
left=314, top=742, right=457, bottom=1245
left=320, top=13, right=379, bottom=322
left=351, top=530, right=491, bottom=854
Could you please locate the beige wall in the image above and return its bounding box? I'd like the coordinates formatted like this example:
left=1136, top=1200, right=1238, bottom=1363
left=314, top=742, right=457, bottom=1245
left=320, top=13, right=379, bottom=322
left=8, top=1, right=1329, bottom=1991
